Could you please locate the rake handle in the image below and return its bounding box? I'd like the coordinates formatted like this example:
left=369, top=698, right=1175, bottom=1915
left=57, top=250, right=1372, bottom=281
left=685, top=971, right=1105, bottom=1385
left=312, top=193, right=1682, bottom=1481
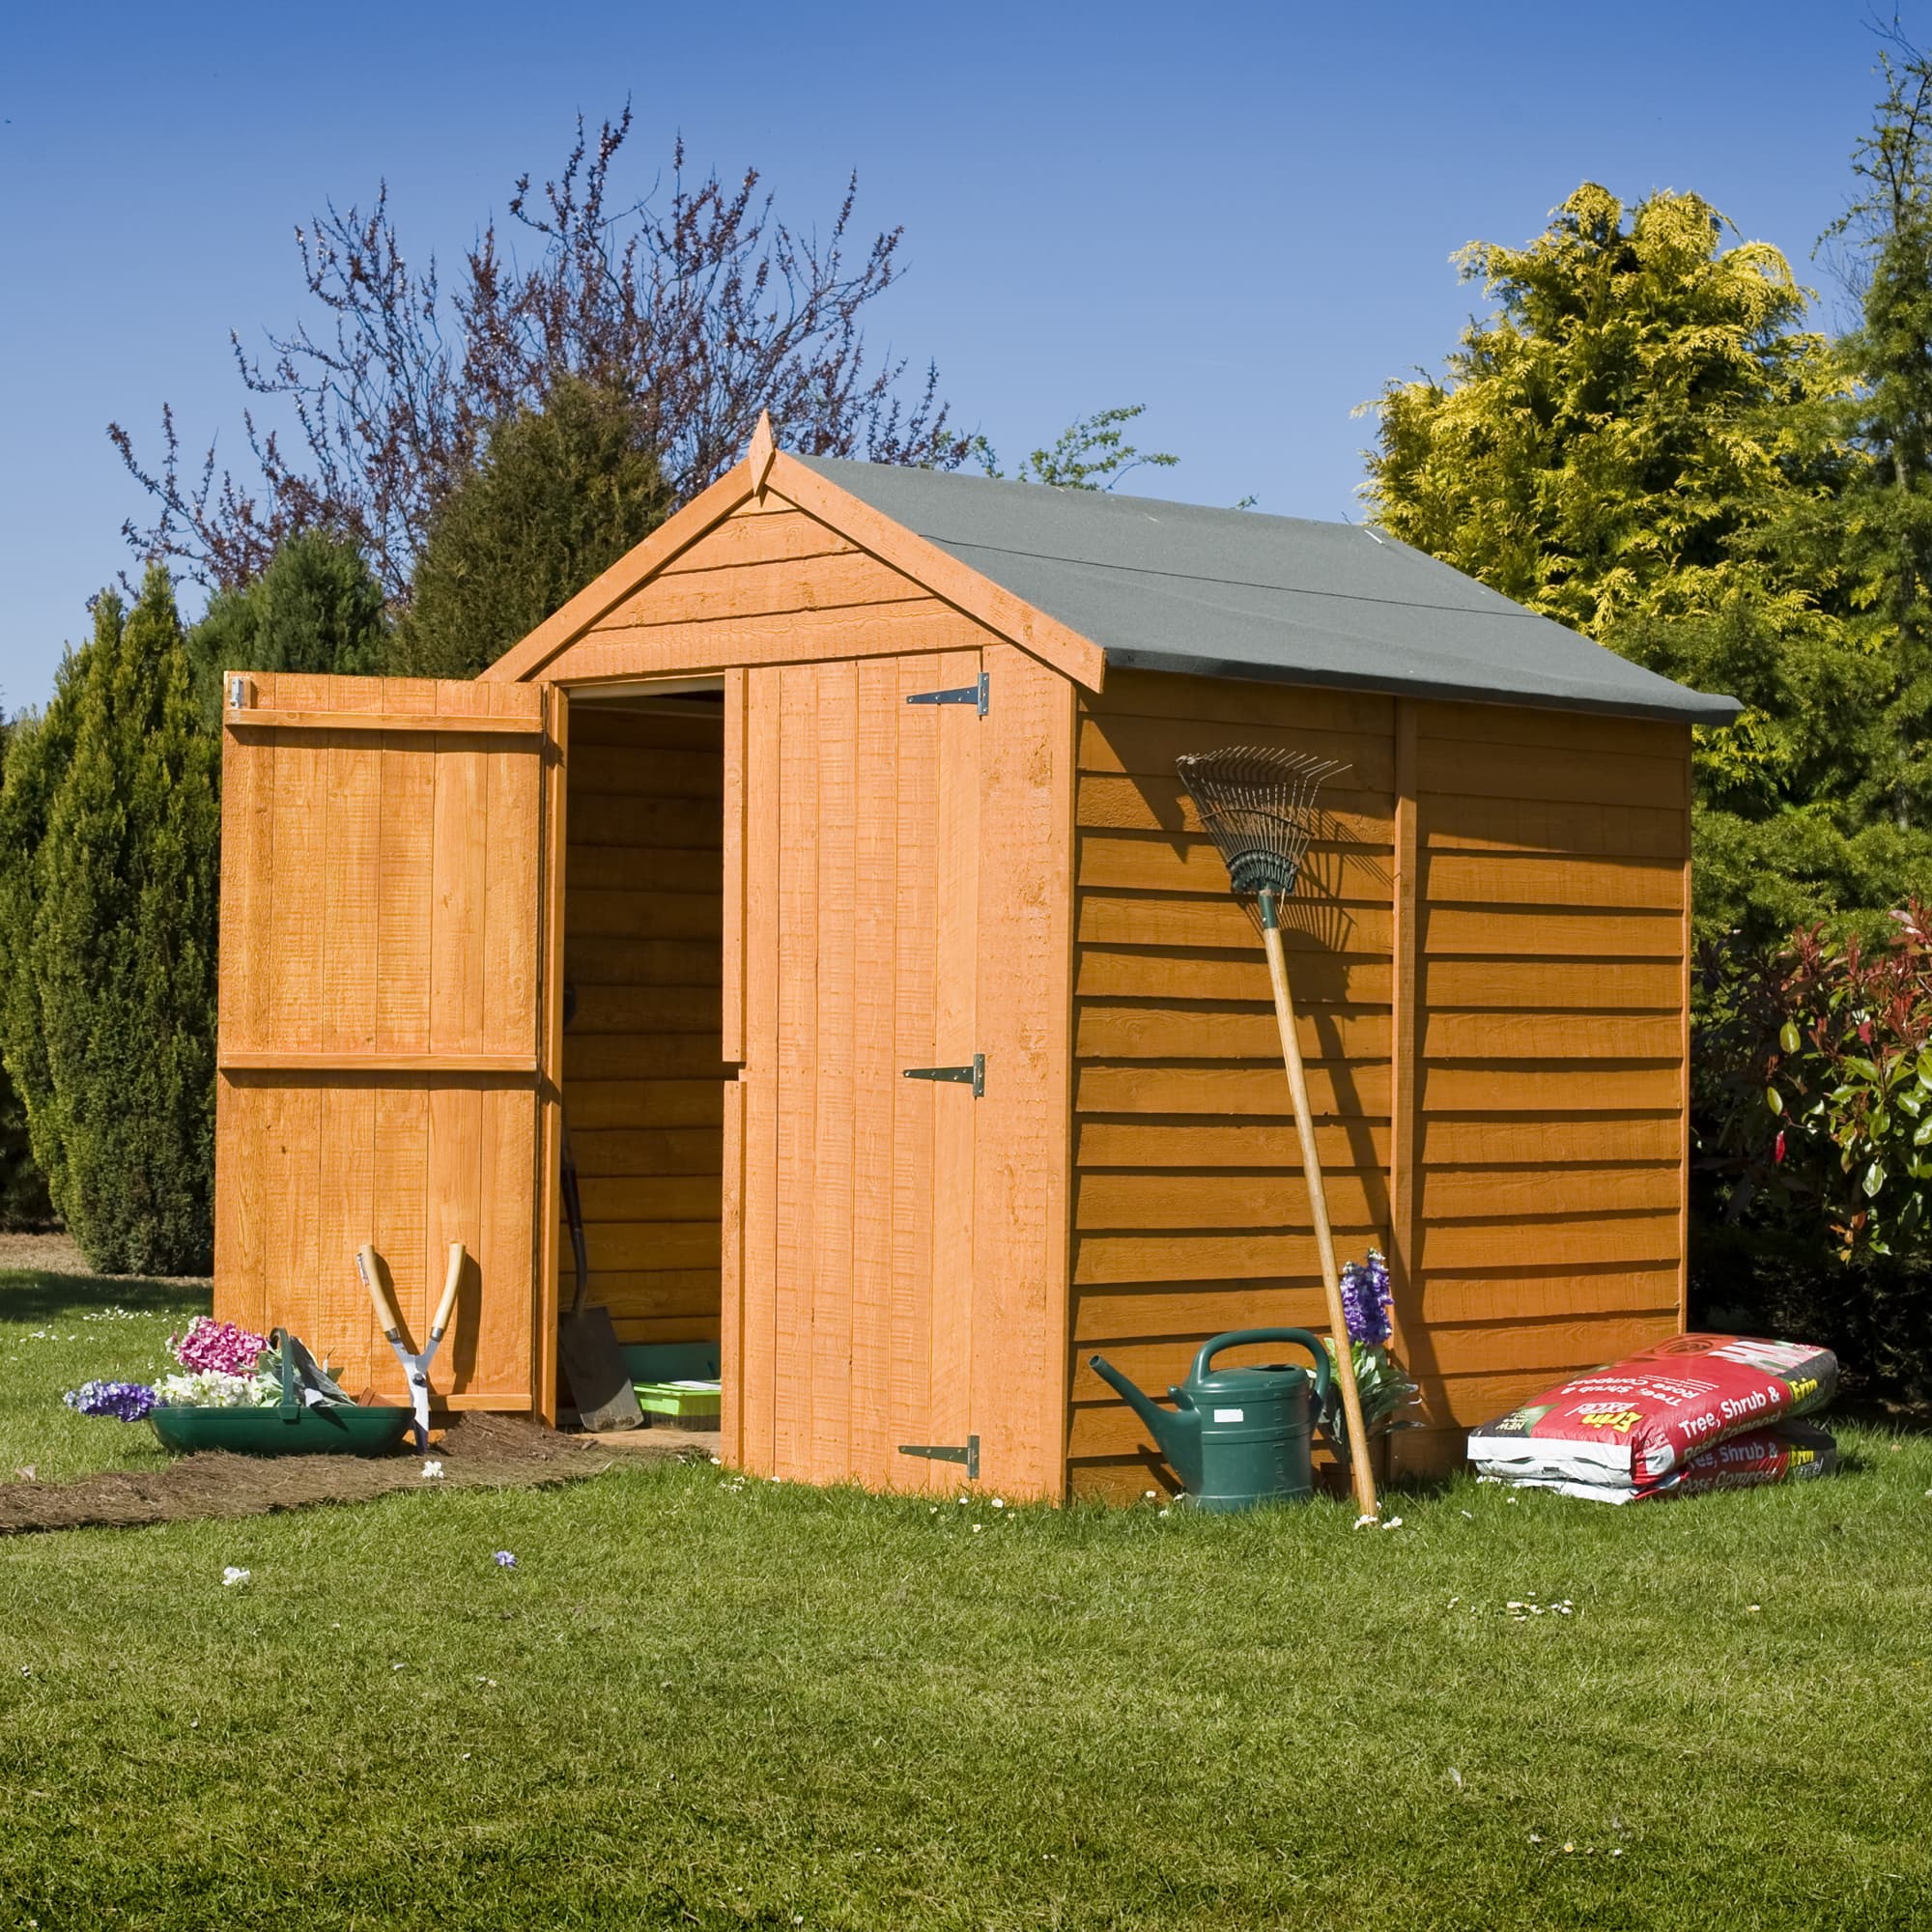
left=1260, top=906, right=1379, bottom=1520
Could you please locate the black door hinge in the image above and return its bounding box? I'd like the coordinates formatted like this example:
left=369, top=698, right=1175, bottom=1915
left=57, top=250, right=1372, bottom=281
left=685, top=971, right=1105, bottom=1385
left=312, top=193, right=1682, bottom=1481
left=898, top=1435, right=980, bottom=1480
left=905, top=671, right=988, bottom=716
left=901, top=1054, right=984, bottom=1097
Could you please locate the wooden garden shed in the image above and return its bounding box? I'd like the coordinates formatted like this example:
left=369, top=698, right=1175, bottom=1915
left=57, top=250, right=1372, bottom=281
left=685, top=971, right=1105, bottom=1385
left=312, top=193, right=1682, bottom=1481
left=212, top=418, right=1739, bottom=1499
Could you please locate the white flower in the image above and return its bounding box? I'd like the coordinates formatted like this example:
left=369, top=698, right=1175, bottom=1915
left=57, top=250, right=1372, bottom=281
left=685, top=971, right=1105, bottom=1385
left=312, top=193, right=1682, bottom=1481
left=991, top=1497, right=1005, bottom=1509
left=221, top=1567, right=250, bottom=1588
left=1380, top=1516, right=1405, bottom=1530
left=421, top=1460, right=444, bottom=1480
left=1353, top=1514, right=1378, bottom=1529
left=972, top=1523, right=984, bottom=1534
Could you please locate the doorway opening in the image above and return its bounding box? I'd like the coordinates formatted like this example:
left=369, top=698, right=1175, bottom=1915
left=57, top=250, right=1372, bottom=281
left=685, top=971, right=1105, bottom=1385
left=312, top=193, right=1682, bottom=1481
left=556, top=681, right=726, bottom=1417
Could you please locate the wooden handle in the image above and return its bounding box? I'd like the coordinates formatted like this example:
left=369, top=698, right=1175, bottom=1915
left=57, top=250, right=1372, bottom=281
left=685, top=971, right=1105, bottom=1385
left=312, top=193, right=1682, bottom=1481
left=432, top=1242, right=465, bottom=1340
left=1262, top=918, right=1380, bottom=1519
left=356, top=1243, right=404, bottom=1341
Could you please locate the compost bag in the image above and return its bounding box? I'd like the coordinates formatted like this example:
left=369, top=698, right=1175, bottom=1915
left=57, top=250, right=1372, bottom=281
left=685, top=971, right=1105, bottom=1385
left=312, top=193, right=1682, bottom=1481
left=1481, top=1419, right=1839, bottom=1503
left=1466, top=1334, right=1837, bottom=1492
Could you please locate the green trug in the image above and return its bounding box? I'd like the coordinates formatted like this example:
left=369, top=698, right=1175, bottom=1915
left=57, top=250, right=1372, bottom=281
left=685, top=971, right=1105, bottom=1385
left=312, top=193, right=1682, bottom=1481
left=1089, top=1328, right=1333, bottom=1512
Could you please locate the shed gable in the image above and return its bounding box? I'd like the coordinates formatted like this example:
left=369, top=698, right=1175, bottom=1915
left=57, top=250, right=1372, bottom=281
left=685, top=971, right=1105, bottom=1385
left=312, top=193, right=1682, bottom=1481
left=483, top=432, right=1105, bottom=691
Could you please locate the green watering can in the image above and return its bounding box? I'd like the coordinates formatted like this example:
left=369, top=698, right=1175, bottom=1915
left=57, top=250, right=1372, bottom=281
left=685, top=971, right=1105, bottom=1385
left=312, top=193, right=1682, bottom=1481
left=1090, top=1328, right=1333, bottom=1513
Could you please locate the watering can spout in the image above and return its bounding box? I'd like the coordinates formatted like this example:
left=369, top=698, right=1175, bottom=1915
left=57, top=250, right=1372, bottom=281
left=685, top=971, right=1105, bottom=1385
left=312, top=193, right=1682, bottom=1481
left=1088, top=1352, right=1203, bottom=1493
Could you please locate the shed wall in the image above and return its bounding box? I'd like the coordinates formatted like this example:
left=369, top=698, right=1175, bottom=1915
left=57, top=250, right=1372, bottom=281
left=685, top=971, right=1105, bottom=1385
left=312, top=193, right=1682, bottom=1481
left=1065, top=673, right=1690, bottom=1498
left=560, top=702, right=725, bottom=1347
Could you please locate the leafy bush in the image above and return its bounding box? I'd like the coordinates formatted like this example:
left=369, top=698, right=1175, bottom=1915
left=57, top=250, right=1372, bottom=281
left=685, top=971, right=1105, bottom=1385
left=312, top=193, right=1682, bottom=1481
left=1694, top=903, right=1932, bottom=1259
left=1691, top=906, right=1932, bottom=1407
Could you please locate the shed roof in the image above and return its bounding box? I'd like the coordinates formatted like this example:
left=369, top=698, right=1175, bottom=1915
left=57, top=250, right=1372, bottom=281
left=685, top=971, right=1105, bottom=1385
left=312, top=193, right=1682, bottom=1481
left=790, top=455, right=1740, bottom=726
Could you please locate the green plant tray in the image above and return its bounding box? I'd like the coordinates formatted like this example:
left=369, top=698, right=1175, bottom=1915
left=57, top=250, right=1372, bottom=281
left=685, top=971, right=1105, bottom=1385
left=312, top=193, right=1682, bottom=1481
left=634, top=1379, right=722, bottom=1426
left=150, top=1404, right=412, bottom=1458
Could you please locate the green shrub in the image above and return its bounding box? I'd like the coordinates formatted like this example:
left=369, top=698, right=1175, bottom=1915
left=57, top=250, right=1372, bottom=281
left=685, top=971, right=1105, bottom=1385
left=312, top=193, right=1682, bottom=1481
left=1691, top=905, right=1932, bottom=1403
left=185, top=529, right=388, bottom=723
left=1694, top=905, right=1932, bottom=1258
left=393, top=374, right=670, bottom=678
left=0, top=571, right=220, bottom=1273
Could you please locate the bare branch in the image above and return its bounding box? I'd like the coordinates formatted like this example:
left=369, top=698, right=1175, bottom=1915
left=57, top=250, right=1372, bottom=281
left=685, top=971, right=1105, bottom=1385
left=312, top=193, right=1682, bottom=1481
left=114, top=113, right=966, bottom=598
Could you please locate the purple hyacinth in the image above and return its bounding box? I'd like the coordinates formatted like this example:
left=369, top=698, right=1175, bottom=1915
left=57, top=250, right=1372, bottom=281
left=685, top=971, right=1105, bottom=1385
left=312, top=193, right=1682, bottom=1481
left=62, top=1379, right=158, bottom=1421
left=1339, top=1249, right=1392, bottom=1348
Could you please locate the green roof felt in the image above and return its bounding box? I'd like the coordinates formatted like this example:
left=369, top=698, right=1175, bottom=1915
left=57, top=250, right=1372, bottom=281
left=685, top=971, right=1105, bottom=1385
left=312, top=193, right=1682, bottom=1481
left=793, top=456, right=1741, bottom=726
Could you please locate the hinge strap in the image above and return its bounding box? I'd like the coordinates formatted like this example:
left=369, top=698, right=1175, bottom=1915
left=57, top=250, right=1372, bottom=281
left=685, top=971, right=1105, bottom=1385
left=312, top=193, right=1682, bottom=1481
left=897, top=1436, right=980, bottom=1479
left=905, top=671, right=988, bottom=716
left=900, top=1054, right=984, bottom=1097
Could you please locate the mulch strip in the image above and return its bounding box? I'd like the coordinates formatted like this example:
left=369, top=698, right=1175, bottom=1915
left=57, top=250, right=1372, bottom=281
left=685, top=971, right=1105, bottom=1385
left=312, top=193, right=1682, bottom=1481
left=0, top=1412, right=710, bottom=1537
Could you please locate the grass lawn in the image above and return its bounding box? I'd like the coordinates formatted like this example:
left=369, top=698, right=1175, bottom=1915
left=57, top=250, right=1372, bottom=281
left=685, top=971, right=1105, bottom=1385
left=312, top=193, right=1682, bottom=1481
left=4, top=1271, right=1932, bottom=1930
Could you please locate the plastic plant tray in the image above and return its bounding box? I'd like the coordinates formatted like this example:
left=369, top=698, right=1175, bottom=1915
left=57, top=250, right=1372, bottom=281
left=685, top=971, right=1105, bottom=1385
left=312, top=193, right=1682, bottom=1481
left=633, top=1378, right=722, bottom=1426
left=150, top=1402, right=412, bottom=1457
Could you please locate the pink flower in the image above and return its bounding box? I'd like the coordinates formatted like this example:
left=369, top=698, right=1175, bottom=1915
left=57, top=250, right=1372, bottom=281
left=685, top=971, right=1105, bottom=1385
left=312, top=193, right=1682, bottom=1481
left=170, top=1317, right=269, bottom=1378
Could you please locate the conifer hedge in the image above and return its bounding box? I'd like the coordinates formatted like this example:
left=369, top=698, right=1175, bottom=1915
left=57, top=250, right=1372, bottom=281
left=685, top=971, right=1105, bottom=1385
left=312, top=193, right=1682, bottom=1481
left=0, top=569, right=219, bottom=1273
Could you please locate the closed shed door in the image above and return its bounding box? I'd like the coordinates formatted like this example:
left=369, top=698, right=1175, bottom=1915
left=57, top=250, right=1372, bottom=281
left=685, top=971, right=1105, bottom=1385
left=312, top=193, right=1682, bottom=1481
left=732, top=652, right=982, bottom=1488
left=213, top=673, right=564, bottom=1410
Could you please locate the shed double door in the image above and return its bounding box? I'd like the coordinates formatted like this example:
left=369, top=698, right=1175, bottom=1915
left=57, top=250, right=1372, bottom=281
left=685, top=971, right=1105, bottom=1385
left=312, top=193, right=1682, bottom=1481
left=213, top=673, right=565, bottom=1412
left=728, top=650, right=984, bottom=1488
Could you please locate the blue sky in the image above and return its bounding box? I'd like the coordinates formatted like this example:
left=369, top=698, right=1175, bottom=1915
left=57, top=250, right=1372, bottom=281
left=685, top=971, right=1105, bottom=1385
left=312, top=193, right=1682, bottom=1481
left=0, top=0, right=1901, bottom=709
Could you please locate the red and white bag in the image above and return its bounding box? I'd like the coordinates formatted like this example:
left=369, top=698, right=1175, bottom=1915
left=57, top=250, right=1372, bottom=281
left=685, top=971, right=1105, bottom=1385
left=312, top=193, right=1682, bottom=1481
left=1482, top=1419, right=1839, bottom=1504
left=1466, top=1334, right=1837, bottom=1492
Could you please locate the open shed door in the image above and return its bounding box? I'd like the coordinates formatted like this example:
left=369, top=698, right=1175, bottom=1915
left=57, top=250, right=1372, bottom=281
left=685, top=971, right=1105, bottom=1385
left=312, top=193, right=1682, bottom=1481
left=213, top=672, right=566, bottom=1414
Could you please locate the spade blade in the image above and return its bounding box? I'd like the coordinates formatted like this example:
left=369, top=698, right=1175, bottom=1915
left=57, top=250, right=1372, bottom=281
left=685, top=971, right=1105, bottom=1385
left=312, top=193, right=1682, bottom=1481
left=559, top=1304, right=643, bottom=1433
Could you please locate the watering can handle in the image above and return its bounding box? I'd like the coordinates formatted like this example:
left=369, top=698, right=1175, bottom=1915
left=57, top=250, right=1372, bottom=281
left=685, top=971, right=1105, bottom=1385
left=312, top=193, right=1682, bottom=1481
left=1190, top=1328, right=1332, bottom=1413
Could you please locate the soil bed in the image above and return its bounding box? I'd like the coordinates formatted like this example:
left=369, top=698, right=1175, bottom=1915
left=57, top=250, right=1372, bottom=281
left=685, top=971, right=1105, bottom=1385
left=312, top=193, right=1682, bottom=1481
left=0, top=1411, right=712, bottom=1536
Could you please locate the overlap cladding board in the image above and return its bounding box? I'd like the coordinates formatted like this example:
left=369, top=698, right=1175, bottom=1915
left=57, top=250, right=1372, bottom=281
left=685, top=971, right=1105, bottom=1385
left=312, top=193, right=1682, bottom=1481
left=558, top=701, right=725, bottom=1350
left=213, top=671, right=556, bottom=1408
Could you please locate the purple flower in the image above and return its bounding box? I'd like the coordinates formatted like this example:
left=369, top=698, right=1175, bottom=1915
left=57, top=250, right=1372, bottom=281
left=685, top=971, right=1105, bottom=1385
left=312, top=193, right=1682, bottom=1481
left=493, top=1550, right=517, bottom=1569
left=1340, top=1249, right=1393, bottom=1348
left=62, top=1379, right=158, bottom=1421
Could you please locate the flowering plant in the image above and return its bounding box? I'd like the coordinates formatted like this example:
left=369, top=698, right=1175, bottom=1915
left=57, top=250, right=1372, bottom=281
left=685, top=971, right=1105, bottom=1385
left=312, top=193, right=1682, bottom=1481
left=62, top=1379, right=159, bottom=1421
left=1321, top=1248, right=1420, bottom=1454
left=61, top=1317, right=281, bottom=1420
left=169, top=1318, right=270, bottom=1378
left=156, top=1367, right=280, bottom=1408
